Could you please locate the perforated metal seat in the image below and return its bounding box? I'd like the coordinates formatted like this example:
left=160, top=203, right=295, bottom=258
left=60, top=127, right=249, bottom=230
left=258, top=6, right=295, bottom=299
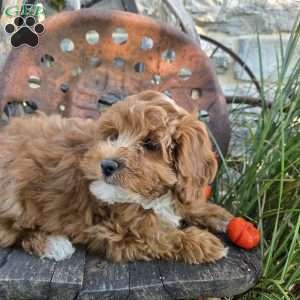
left=0, top=9, right=230, bottom=154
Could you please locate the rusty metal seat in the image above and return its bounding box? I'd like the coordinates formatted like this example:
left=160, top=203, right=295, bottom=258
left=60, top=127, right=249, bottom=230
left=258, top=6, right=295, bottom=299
left=0, top=9, right=230, bottom=154
left=0, top=9, right=260, bottom=300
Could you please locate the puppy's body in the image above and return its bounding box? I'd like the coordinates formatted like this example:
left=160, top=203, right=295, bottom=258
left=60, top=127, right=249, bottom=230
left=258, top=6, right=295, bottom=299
left=0, top=116, right=99, bottom=259
left=0, top=91, right=232, bottom=263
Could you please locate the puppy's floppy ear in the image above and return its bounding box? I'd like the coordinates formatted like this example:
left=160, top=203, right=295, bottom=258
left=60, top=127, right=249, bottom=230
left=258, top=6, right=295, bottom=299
left=173, top=115, right=217, bottom=203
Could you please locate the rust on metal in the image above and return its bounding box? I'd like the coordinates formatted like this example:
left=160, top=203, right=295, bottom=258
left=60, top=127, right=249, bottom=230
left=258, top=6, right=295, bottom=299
left=0, top=9, right=230, bottom=154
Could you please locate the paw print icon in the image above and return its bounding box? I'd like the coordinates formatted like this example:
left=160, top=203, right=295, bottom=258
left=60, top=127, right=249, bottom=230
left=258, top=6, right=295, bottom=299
left=5, top=16, right=45, bottom=48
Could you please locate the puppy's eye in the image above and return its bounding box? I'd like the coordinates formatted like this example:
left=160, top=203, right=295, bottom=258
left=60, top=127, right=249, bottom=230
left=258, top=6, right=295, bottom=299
left=108, top=132, right=118, bottom=141
left=143, top=138, right=160, bottom=151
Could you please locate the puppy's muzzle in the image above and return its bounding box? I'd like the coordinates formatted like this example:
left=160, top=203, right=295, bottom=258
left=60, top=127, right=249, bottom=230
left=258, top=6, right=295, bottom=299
left=101, top=159, right=120, bottom=177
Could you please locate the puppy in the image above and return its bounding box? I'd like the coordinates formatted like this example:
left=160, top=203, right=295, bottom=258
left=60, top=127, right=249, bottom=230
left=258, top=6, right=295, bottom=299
left=0, top=90, right=232, bottom=263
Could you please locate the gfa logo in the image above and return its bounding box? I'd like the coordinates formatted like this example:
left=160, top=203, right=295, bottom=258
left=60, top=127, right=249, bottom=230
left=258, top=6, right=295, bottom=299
left=4, top=4, right=46, bottom=48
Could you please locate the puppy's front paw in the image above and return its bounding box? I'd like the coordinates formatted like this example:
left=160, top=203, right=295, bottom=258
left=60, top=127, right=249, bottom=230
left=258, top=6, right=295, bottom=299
left=207, top=217, right=230, bottom=233
left=42, top=235, right=75, bottom=261
left=181, top=227, right=227, bottom=264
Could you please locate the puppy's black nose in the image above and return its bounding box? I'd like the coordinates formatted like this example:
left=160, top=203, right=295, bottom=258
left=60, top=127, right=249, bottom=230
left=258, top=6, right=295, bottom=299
left=101, top=159, right=120, bottom=176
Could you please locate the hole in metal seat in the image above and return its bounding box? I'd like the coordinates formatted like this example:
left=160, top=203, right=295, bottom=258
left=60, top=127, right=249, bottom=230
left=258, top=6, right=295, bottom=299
left=86, top=30, right=100, bottom=45
left=112, top=28, right=128, bottom=45
left=60, top=38, right=75, bottom=52
left=134, top=62, right=145, bottom=73
left=162, top=49, right=176, bottom=62
left=41, top=54, right=55, bottom=67
left=28, top=76, right=41, bottom=89
left=140, top=36, right=153, bottom=50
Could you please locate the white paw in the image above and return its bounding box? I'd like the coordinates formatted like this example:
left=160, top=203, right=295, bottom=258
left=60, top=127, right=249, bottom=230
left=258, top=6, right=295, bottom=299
left=215, top=220, right=229, bottom=233
left=222, top=247, right=229, bottom=258
left=42, top=235, right=75, bottom=261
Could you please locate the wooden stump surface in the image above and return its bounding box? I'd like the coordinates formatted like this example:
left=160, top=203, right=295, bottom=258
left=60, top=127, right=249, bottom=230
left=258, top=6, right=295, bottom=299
left=0, top=235, right=261, bottom=300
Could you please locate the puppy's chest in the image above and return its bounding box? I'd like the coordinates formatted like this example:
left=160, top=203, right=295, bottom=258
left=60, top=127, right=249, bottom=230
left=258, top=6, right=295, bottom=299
left=143, top=195, right=182, bottom=227
left=89, top=182, right=182, bottom=227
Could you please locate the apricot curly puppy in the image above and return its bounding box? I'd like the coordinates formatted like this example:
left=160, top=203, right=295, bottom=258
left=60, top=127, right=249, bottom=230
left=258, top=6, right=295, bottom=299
left=0, top=91, right=233, bottom=263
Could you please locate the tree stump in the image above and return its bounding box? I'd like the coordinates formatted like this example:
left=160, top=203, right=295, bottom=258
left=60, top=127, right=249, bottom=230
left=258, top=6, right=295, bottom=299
left=0, top=235, right=261, bottom=299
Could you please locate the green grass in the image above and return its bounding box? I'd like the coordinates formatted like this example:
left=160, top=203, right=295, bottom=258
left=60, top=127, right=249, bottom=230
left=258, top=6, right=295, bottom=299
left=214, top=17, right=300, bottom=300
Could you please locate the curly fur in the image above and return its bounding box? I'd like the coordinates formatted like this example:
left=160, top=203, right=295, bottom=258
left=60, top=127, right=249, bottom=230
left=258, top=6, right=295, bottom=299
left=0, top=90, right=233, bottom=264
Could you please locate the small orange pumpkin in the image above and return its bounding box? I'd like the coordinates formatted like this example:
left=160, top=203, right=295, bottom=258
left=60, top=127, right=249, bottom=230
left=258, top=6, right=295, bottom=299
left=227, top=217, right=260, bottom=250
left=203, top=185, right=212, bottom=200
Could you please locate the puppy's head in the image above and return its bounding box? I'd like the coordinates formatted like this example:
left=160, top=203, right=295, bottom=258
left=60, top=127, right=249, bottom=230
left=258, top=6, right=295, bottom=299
left=82, top=91, right=217, bottom=205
